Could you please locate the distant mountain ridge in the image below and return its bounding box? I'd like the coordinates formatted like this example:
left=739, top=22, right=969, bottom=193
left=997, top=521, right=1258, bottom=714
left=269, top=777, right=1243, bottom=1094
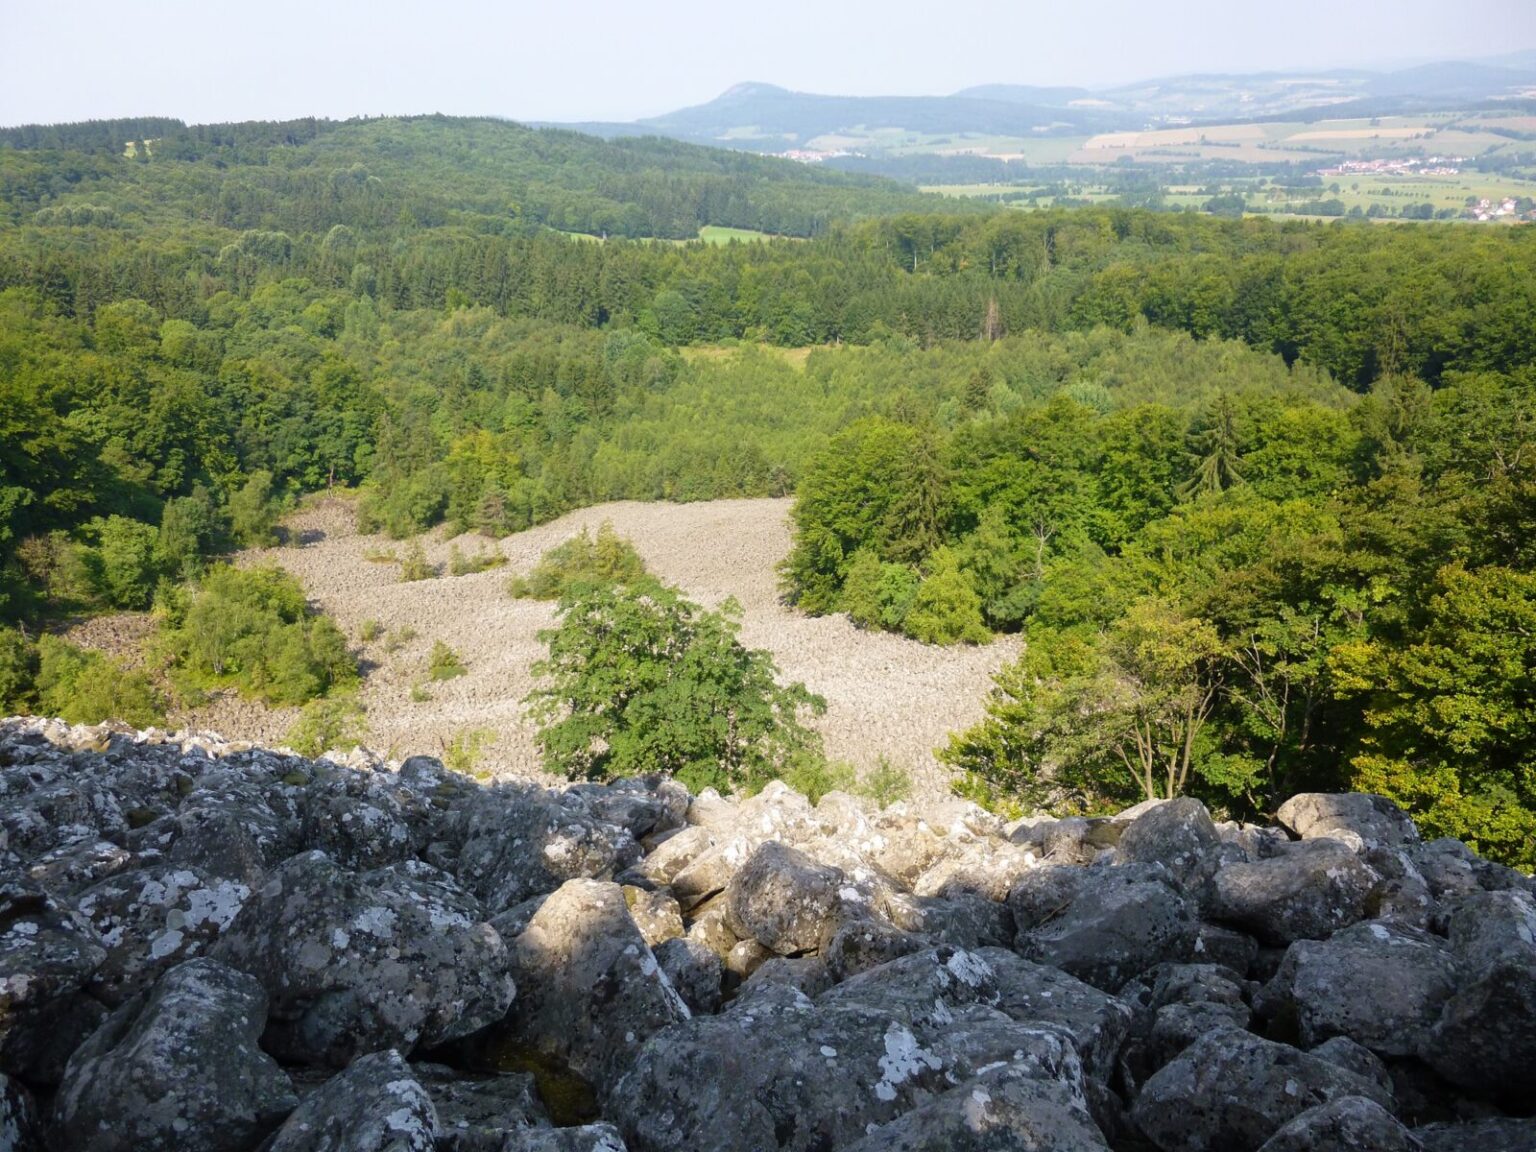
left=549, top=53, right=1536, bottom=152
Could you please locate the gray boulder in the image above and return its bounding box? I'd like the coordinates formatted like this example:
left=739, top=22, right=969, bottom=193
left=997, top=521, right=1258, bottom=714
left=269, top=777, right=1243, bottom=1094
left=823, top=917, right=926, bottom=981
left=1276, top=794, right=1420, bottom=851
left=1258, top=922, right=1455, bottom=1055
left=414, top=1064, right=548, bottom=1152
left=1133, top=1028, right=1393, bottom=1152
left=1415, top=1118, right=1536, bottom=1151
left=298, top=770, right=424, bottom=871
left=1255, top=1096, right=1421, bottom=1152
left=621, top=885, right=682, bottom=949
left=500, top=879, right=690, bottom=1101
left=736, top=956, right=833, bottom=1004
left=1115, top=798, right=1221, bottom=892
left=0, top=1072, right=40, bottom=1152
left=1424, top=889, right=1536, bottom=1106
left=975, top=947, right=1135, bottom=1078
left=723, top=841, right=846, bottom=955
left=212, top=851, right=513, bottom=1065
left=51, top=958, right=296, bottom=1152
left=454, top=788, right=641, bottom=915
left=264, top=1049, right=436, bottom=1152
left=503, top=1125, right=629, bottom=1151
left=75, top=864, right=250, bottom=1005
left=1119, top=963, right=1253, bottom=1085
left=22, top=838, right=132, bottom=896
left=0, top=876, right=108, bottom=1085
left=1011, top=863, right=1199, bottom=990
left=838, top=1064, right=1111, bottom=1151
left=167, top=778, right=299, bottom=883
left=651, top=936, right=722, bottom=1015
left=1211, top=839, right=1380, bottom=945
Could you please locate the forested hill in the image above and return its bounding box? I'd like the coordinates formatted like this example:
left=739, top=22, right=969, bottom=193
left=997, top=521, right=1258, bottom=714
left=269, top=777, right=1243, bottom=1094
left=0, top=114, right=955, bottom=239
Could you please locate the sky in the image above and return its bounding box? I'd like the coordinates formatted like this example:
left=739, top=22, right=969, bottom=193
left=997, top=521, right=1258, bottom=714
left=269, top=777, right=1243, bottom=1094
left=3, top=0, right=1535, bottom=127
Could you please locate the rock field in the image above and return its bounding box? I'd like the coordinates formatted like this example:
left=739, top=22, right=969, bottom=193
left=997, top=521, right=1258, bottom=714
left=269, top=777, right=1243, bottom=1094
left=177, top=496, right=1020, bottom=800
left=3, top=718, right=1535, bottom=1151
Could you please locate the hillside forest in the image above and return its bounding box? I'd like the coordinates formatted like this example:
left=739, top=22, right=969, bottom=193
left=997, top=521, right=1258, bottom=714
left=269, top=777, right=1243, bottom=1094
left=1, top=115, right=1533, bottom=866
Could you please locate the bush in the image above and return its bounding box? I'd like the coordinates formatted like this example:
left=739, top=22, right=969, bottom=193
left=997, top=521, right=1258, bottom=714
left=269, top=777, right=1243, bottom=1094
left=860, top=757, right=913, bottom=807
left=508, top=522, right=647, bottom=600
left=358, top=619, right=382, bottom=642
left=780, top=756, right=856, bottom=804
left=286, top=692, right=367, bottom=757
left=0, top=625, right=39, bottom=713
left=449, top=543, right=506, bottom=576
left=88, top=515, right=161, bottom=610
left=903, top=548, right=990, bottom=645
left=399, top=539, right=436, bottom=582
left=33, top=635, right=166, bottom=727
left=160, top=565, right=357, bottom=705
left=427, top=640, right=467, bottom=680
left=443, top=728, right=495, bottom=777
left=527, top=578, right=826, bottom=793
left=382, top=626, right=417, bottom=654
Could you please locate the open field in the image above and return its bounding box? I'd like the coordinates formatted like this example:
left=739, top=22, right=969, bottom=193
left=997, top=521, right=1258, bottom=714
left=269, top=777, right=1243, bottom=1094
left=170, top=498, right=1018, bottom=800
left=679, top=343, right=816, bottom=368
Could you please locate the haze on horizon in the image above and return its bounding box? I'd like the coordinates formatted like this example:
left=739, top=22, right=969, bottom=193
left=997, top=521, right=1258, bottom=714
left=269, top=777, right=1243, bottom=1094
left=4, top=0, right=1535, bottom=128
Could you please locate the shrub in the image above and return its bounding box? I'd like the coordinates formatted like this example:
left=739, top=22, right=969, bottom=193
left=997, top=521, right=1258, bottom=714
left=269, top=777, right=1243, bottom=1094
left=903, top=548, right=990, bottom=645
left=33, top=635, right=166, bottom=727
left=382, top=626, right=417, bottom=654
left=286, top=692, right=367, bottom=757
left=449, top=543, right=506, bottom=576
left=527, top=578, right=826, bottom=793
left=0, top=626, right=39, bottom=713
left=860, top=757, right=913, bottom=808
left=508, top=522, right=647, bottom=600
left=160, top=565, right=357, bottom=705
left=780, top=756, right=856, bottom=804
left=443, top=728, right=495, bottom=777
left=358, top=619, right=382, bottom=642
left=88, top=515, right=161, bottom=610
left=427, top=641, right=467, bottom=680
left=399, top=539, right=436, bottom=582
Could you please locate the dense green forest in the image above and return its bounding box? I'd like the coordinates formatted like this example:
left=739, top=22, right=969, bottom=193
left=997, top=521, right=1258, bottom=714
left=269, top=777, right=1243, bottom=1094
left=1, top=115, right=1533, bottom=864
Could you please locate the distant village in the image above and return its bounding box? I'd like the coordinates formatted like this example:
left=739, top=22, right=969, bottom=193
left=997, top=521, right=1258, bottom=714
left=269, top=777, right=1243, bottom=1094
left=1316, top=156, right=1468, bottom=178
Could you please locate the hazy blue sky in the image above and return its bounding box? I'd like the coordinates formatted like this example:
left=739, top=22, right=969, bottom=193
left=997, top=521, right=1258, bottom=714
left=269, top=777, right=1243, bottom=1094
left=4, top=0, right=1534, bottom=126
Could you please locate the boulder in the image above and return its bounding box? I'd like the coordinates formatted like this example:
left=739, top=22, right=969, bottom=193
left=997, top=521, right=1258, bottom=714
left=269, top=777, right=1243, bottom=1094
left=1415, top=1118, right=1536, bottom=1152
left=1012, top=863, right=1199, bottom=990
left=651, top=936, right=722, bottom=1015
left=23, top=838, right=132, bottom=896
left=1258, top=922, right=1456, bottom=1056
left=974, top=947, right=1135, bottom=1079
left=264, top=1049, right=436, bottom=1152
left=1119, top=963, right=1253, bottom=1085
left=212, top=851, right=513, bottom=1065
left=1424, top=889, right=1536, bottom=1106
left=1132, top=1028, right=1393, bottom=1152
left=838, top=1063, right=1111, bottom=1151
left=51, top=958, right=296, bottom=1152
left=724, top=841, right=846, bottom=956
left=0, top=1072, right=40, bottom=1152
left=167, top=778, right=298, bottom=883
left=454, top=788, right=641, bottom=914
left=1276, top=794, right=1420, bottom=851
left=503, top=1124, right=629, bottom=1151
left=414, top=1064, right=548, bottom=1152
left=883, top=891, right=1015, bottom=950
left=736, top=956, right=832, bottom=1004
left=0, top=876, right=108, bottom=1085
left=823, top=917, right=926, bottom=981
left=75, top=864, right=250, bottom=1005
left=1255, top=1096, right=1421, bottom=1152
left=298, top=769, right=424, bottom=870
left=500, top=879, right=690, bottom=1101
left=1114, top=798, right=1221, bottom=891
left=621, top=885, right=683, bottom=949
left=1211, top=839, right=1380, bottom=945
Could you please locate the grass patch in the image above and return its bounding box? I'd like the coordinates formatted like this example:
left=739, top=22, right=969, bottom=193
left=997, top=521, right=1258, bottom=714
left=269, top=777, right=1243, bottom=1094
left=443, top=727, right=496, bottom=778
left=382, top=626, right=418, bottom=654
left=449, top=543, right=507, bottom=576
left=428, top=640, right=467, bottom=681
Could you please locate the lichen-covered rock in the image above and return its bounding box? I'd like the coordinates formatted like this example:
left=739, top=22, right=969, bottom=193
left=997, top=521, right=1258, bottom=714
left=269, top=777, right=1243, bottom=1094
left=167, top=777, right=299, bottom=883
left=1211, top=839, right=1380, bottom=946
left=838, top=1064, right=1111, bottom=1151
left=736, top=955, right=833, bottom=1005
left=1132, top=1029, right=1393, bottom=1152
left=298, top=769, right=424, bottom=871
left=972, top=947, right=1135, bottom=1079
left=1257, top=922, right=1455, bottom=1056
left=1254, top=1096, right=1421, bottom=1152
left=23, top=838, right=132, bottom=896
left=1424, top=889, right=1536, bottom=1107
left=651, top=936, right=722, bottom=1015
left=454, top=788, right=641, bottom=915
left=504, top=1124, right=629, bottom=1151
left=264, top=1049, right=436, bottom=1152
left=0, top=1072, right=40, bottom=1152
left=613, top=974, right=1089, bottom=1152
left=212, top=851, right=513, bottom=1065
left=824, top=917, right=926, bottom=980
left=884, top=890, right=1014, bottom=950
left=500, top=879, right=689, bottom=1101
left=1119, top=963, right=1253, bottom=1086
left=1277, top=794, right=1420, bottom=851
left=51, top=958, right=296, bottom=1152
left=0, top=876, right=107, bottom=1084
left=1115, top=798, right=1221, bottom=893
left=724, top=841, right=846, bottom=956
left=1415, top=1117, right=1536, bottom=1152
left=75, top=864, right=250, bottom=1005
left=414, top=1064, right=548, bottom=1152
left=1012, top=863, right=1199, bottom=990
left=621, top=885, right=683, bottom=949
